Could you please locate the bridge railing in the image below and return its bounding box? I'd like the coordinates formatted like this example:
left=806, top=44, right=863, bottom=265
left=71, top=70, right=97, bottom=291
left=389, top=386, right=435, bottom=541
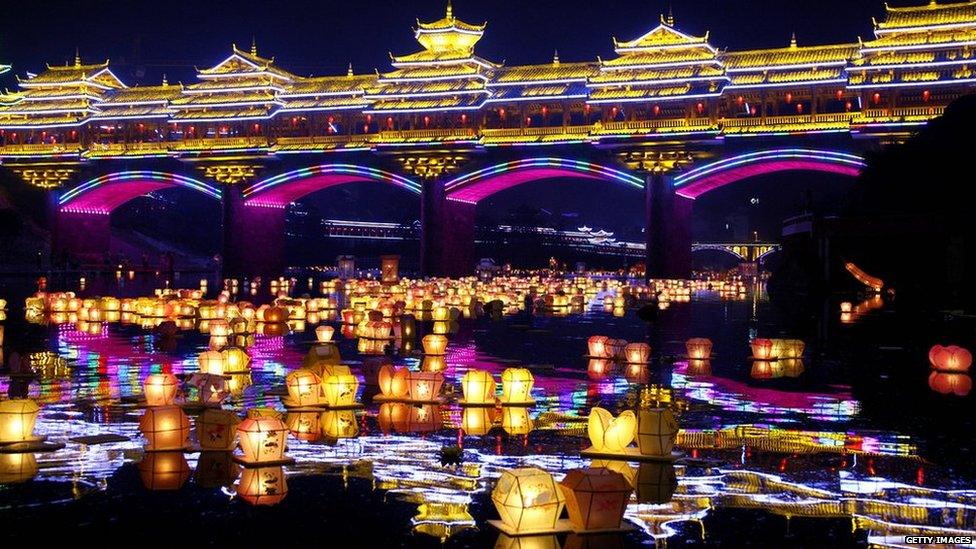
left=0, top=142, right=84, bottom=156
left=599, top=118, right=715, bottom=133
left=721, top=113, right=856, bottom=129
left=86, top=141, right=171, bottom=156
left=857, top=106, right=944, bottom=122
left=170, top=137, right=270, bottom=150
left=375, top=128, right=478, bottom=142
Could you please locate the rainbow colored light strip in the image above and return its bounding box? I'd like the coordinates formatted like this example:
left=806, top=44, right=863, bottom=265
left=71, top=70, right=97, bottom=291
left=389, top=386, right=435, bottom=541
left=444, top=157, right=644, bottom=204
left=243, top=164, right=422, bottom=208
left=59, top=171, right=221, bottom=214
left=674, top=148, right=866, bottom=199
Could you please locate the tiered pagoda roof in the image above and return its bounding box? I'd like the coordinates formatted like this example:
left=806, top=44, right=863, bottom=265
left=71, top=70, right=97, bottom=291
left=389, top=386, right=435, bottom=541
left=587, top=14, right=728, bottom=103
left=724, top=37, right=858, bottom=89
left=365, top=2, right=498, bottom=113
left=848, top=1, right=976, bottom=89
left=487, top=53, right=596, bottom=103
left=91, top=79, right=182, bottom=121
left=0, top=63, right=9, bottom=76
left=0, top=55, right=125, bottom=129
left=169, top=44, right=295, bottom=123
left=278, top=66, right=377, bottom=113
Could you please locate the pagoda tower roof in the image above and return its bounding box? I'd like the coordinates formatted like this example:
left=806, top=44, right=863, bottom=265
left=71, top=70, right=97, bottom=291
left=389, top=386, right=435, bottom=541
left=876, top=1, right=976, bottom=32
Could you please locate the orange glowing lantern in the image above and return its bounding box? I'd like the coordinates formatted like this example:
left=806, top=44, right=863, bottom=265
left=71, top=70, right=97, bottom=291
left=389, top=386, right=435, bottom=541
left=840, top=301, right=853, bottom=313
left=586, top=336, right=611, bottom=358
left=623, top=343, right=651, bottom=364
left=195, top=408, right=240, bottom=451
left=221, top=347, right=251, bottom=372
left=237, top=414, right=288, bottom=463
left=139, top=406, right=190, bottom=451
left=138, top=451, right=191, bottom=491
left=0, top=399, right=40, bottom=443
left=500, top=368, right=534, bottom=404
left=198, top=350, right=226, bottom=375
left=315, top=325, right=334, bottom=343
left=378, top=365, right=411, bottom=399
left=143, top=373, right=179, bottom=406
left=461, top=370, right=497, bottom=404
left=929, top=345, right=972, bottom=373
left=422, top=334, right=448, bottom=355
left=587, top=408, right=636, bottom=454
left=238, top=466, right=288, bottom=506
left=559, top=468, right=632, bottom=531
left=408, top=371, right=444, bottom=402
left=286, top=369, right=323, bottom=407
left=491, top=468, right=567, bottom=535
left=321, top=366, right=359, bottom=407
left=636, top=408, right=678, bottom=456
left=685, top=338, right=712, bottom=359
left=750, top=338, right=774, bottom=360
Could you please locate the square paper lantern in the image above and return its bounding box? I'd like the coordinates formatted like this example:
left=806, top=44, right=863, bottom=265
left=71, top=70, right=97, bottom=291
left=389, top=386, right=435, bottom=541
left=286, top=369, right=323, bottom=407
left=559, top=468, right=632, bottom=531
left=315, top=325, right=334, bottom=343
left=587, top=336, right=611, bottom=358
left=750, top=338, right=774, bottom=360
left=139, top=406, right=190, bottom=451
left=461, top=370, right=497, bottom=404
left=238, top=466, right=288, bottom=506
left=408, top=371, right=444, bottom=402
left=378, top=365, right=410, bottom=399
left=500, top=368, right=534, bottom=404
left=422, top=334, right=448, bottom=355
left=320, top=409, right=359, bottom=439
left=685, top=338, right=712, bottom=359
left=636, top=408, right=679, bottom=457
left=321, top=368, right=360, bottom=407
left=195, top=408, right=241, bottom=451
left=143, top=373, right=179, bottom=406
left=492, top=468, right=566, bottom=534
left=587, top=408, right=636, bottom=454
left=623, top=343, right=651, bottom=365
left=138, top=451, right=191, bottom=491
left=221, top=347, right=251, bottom=372
left=198, top=350, right=226, bottom=375
left=237, top=415, right=288, bottom=463
left=0, top=399, right=40, bottom=443
left=461, top=407, right=493, bottom=436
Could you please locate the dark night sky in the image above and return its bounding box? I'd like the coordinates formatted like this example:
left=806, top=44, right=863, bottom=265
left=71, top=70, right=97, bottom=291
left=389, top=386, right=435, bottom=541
left=0, top=0, right=947, bottom=86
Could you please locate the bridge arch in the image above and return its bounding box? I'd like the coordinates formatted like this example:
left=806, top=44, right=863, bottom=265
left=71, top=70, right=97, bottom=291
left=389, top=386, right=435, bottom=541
left=243, top=164, right=422, bottom=208
left=59, top=171, right=221, bottom=214
left=444, top=158, right=644, bottom=204
left=673, top=149, right=866, bottom=199
left=691, top=243, right=781, bottom=263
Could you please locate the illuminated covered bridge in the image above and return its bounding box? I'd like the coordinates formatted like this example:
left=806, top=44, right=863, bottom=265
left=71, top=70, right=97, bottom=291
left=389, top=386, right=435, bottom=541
left=0, top=1, right=970, bottom=276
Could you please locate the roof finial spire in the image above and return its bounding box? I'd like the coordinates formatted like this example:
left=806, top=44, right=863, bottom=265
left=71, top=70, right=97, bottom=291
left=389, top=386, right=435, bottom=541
left=347, top=63, right=354, bottom=77
left=74, top=47, right=81, bottom=67
left=666, top=4, right=674, bottom=27
left=790, top=32, right=797, bottom=48
left=553, top=50, right=560, bottom=65
left=162, top=73, right=169, bottom=86
left=446, top=0, right=453, bottom=19
left=251, top=36, right=257, bottom=56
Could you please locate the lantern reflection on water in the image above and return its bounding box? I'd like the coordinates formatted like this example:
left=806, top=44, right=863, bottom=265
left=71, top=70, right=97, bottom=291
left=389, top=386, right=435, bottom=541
left=139, top=406, right=190, bottom=451
left=928, top=371, right=973, bottom=396
left=494, top=534, right=560, bottom=549
left=286, top=411, right=322, bottom=441
left=501, top=406, right=534, bottom=436
left=685, top=338, right=712, bottom=359
left=587, top=359, right=612, bottom=380
left=0, top=399, right=40, bottom=443
left=196, top=409, right=240, bottom=451
left=238, top=466, right=288, bottom=506
left=686, top=358, right=712, bottom=376
left=461, top=370, right=497, bottom=404
left=321, top=409, right=359, bottom=439
left=138, top=451, right=190, bottom=491
left=378, top=403, right=440, bottom=433
left=237, top=414, right=288, bottom=464
left=143, top=373, right=179, bottom=406
left=559, top=468, right=631, bottom=532
left=0, top=452, right=39, bottom=484
left=491, top=468, right=567, bottom=535
left=586, top=408, right=636, bottom=454
left=195, top=448, right=241, bottom=489
left=500, top=368, right=534, bottom=404
left=461, top=407, right=494, bottom=436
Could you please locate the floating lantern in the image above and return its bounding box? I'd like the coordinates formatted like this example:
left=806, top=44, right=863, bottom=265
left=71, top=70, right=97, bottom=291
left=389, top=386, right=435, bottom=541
left=636, top=408, right=679, bottom=456
left=321, top=409, right=359, bottom=439
left=138, top=451, right=190, bottom=491
left=750, top=338, right=774, bottom=360
left=286, top=369, right=322, bottom=407
left=685, top=338, right=712, bottom=359
left=492, top=468, right=566, bottom=535
left=237, top=413, right=288, bottom=463
left=0, top=399, right=40, bottom=443
left=198, top=350, right=226, bottom=375
left=501, top=406, right=533, bottom=436
left=143, top=373, right=179, bottom=406
left=422, top=334, right=448, bottom=355
left=929, top=345, right=972, bottom=373
left=779, top=339, right=805, bottom=358
left=195, top=409, right=240, bottom=451
left=559, top=468, right=632, bottom=531
left=500, top=368, right=534, bottom=404
left=840, top=301, right=853, bottom=313
left=587, top=336, right=611, bottom=358
left=623, top=343, right=651, bottom=364
left=139, top=406, right=190, bottom=451
left=378, top=365, right=411, bottom=399
left=238, top=466, right=288, bottom=506
left=321, top=366, right=359, bottom=407
left=461, top=370, right=497, bottom=404
left=461, top=407, right=493, bottom=436
left=221, top=347, right=251, bottom=372
left=315, top=325, right=334, bottom=343
left=408, top=371, right=444, bottom=402
left=586, top=408, right=636, bottom=454
left=0, top=452, right=39, bottom=484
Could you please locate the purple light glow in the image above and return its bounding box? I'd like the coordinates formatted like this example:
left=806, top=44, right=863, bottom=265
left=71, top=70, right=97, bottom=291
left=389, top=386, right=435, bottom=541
left=244, top=174, right=376, bottom=208
left=446, top=168, right=605, bottom=204
left=676, top=160, right=862, bottom=199
left=60, top=180, right=186, bottom=214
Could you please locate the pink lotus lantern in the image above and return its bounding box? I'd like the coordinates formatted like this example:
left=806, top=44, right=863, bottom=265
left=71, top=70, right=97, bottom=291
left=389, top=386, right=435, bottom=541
left=929, top=345, right=972, bottom=373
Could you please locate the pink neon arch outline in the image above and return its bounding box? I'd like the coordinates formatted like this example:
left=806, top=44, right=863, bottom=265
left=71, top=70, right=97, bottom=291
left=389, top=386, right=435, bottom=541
left=59, top=172, right=220, bottom=214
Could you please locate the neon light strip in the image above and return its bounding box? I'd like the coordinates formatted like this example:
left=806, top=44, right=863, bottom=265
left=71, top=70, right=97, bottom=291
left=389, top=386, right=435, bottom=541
left=364, top=89, right=490, bottom=100
left=58, top=171, right=221, bottom=206
left=875, top=21, right=976, bottom=35
left=600, top=59, right=724, bottom=71
left=846, top=58, right=976, bottom=71
left=173, top=99, right=284, bottom=109
left=277, top=105, right=367, bottom=113
left=415, top=26, right=485, bottom=37
left=587, top=91, right=723, bottom=104
left=379, top=73, right=489, bottom=84
left=727, top=60, right=848, bottom=72
left=674, top=148, right=865, bottom=186
left=243, top=164, right=422, bottom=199
left=860, top=40, right=976, bottom=53
left=484, top=93, right=587, bottom=103
left=391, top=58, right=496, bottom=70
left=168, top=113, right=276, bottom=123
left=487, top=78, right=588, bottom=87
left=185, top=85, right=287, bottom=94
left=727, top=78, right=848, bottom=90
left=279, top=90, right=368, bottom=98
left=89, top=114, right=171, bottom=121
left=588, top=75, right=731, bottom=87
left=848, top=77, right=976, bottom=89
left=363, top=103, right=486, bottom=114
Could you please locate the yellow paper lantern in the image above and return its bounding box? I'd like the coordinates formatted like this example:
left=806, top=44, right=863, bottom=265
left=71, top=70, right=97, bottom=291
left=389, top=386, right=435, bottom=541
left=492, top=468, right=566, bottom=534
left=195, top=408, right=240, bottom=451
left=0, top=399, right=40, bottom=443
left=461, top=370, right=497, bottom=404
left=586, top=407, right=636, bottom=454
left=750, top=338, right=774, bottom=360
left=559, top=468, right=632, bottom=531
left=320, top=409, right=359, bottom=439
left=500, top=368, right=534, bottom=404
left=285, top=369, right=322, bottom=407
left=315, top=325, right=334, bottom=343
left=143, top=373, right=179, bottom=406
left=623, top=343, right=651, bottom=364
left=321, top=368, right=359, bottom=407
left=198, top=350, right=226, bottom=375
left=237, top=416, right=288, bottom=463
left=685, top=338, right=712, bottom=359
left=238, top=465, right=288, bottom=506
left=138, top=451, right=190, bottom=491
left=139, top=406, right=190, bottom=451
left=221, top=347, right=251, bottom=372
left=378, top=365, right=410, bottom=399
left=636, top=408, right=679, bottom=456
left=422, top=334, right=448, bottom=355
